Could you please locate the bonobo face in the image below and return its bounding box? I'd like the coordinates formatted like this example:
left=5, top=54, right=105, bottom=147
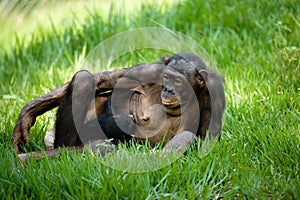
left=161, top=60, right=197, bottom=111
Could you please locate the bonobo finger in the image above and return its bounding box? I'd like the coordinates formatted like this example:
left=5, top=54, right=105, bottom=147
left=21, top=115, right=35, bottom=143
left=22, top=128, right=30, bottom=143
left=21, top=120, right=29, bottom=143
left=13, top=135, right=25, bottom=153
left=12, top=117, right=32, bottom=152
left=12, top=124, right=22, bottom=152
left=13, top=136, right=20, bottom=152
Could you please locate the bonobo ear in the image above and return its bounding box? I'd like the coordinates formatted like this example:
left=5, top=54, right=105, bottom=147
left=196, top=70, right=208, bottom=87
left=162, top=56, right=171, bottom=65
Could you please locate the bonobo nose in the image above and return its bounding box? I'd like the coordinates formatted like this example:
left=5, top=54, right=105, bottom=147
left=163, top=87, right=175, bottom=95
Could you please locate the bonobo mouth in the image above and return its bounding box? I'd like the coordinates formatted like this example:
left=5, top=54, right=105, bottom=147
left=161, top=98, right=180, bottom=108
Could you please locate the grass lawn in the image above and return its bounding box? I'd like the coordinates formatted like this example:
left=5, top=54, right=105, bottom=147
left=0, top=0, right=299, bottom=199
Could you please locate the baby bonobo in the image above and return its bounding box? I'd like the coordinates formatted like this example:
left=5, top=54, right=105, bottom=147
left=12, top=52, right=225, bottom=161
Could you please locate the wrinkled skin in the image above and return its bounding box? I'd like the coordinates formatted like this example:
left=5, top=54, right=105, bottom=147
left=12, top=52, right=225, bottom=160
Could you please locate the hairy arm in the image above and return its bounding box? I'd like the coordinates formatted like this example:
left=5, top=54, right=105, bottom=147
left=12, top=83, right=69, bottom=152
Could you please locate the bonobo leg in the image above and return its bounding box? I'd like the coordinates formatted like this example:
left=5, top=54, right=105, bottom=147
left=18, top=139, right=116, bottom=163
left=54, top=70, right=96, bottom=147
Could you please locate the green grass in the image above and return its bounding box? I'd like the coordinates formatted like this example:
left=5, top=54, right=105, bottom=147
left=0, top=0, right=299, bottom=199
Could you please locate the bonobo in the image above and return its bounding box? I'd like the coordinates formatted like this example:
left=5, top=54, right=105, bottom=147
left=12, top=52, right=225, bottom=159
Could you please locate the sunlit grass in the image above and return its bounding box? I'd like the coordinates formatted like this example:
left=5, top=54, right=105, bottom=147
left=0, top=0, right=178, bottom=51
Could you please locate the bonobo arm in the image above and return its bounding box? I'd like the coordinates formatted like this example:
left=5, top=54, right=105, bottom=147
left=97, top=63, right=165, bottom=90
left=12, top=83, right=69, bottom=152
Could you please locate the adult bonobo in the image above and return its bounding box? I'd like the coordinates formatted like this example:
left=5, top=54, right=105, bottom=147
left=12, top=52, right=225, bottom=159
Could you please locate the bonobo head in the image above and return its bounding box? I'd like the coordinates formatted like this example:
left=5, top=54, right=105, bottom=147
left=161, top=53, right=208, bottom=114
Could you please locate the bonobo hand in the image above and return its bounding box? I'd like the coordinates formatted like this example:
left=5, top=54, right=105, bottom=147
left=12, top=105, right=36, bottom=152
left=11, top=83, right=69, bottom=152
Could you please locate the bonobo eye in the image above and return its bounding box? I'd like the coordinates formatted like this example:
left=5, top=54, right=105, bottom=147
left=174, top=78, right=183, bottom=87
left=163, top=74, right=169, bottom=83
